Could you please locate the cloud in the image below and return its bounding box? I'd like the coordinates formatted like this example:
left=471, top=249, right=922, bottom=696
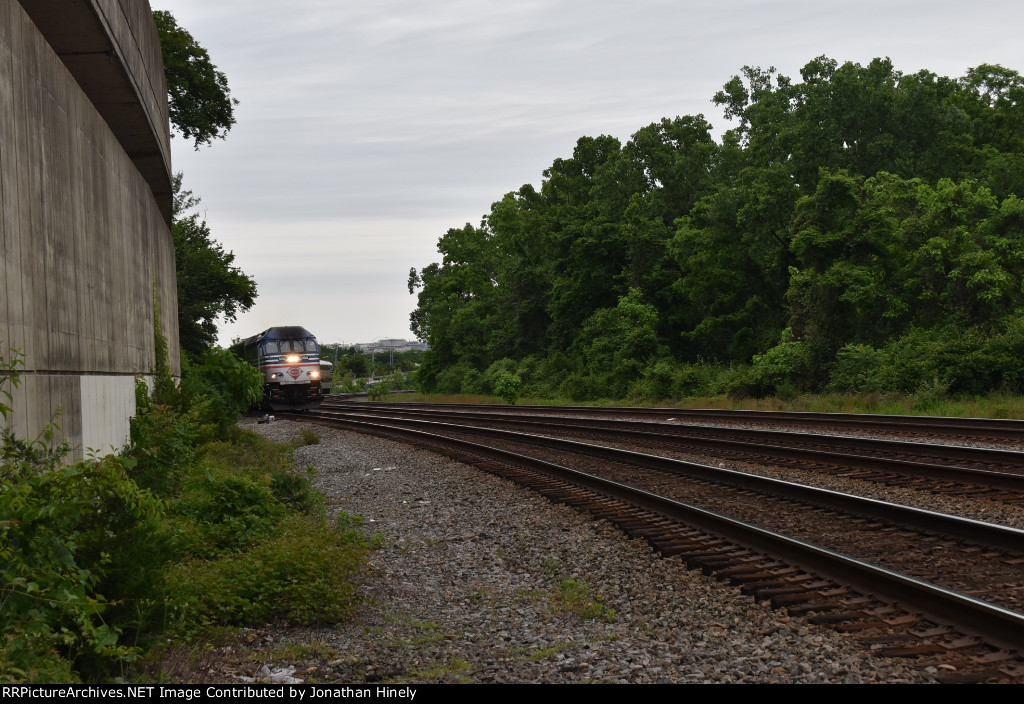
left=163, top=0, right=1024, bottom=345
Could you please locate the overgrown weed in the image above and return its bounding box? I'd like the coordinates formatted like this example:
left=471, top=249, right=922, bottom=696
left=1, top=340, right=379, bottom=683
left=551, top=579, right=616, bottom=622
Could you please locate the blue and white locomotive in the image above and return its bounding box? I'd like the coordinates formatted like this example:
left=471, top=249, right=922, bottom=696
left=231, top=326, right=324, bottom=410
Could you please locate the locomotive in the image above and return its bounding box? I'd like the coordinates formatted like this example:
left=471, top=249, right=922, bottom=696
left=318, top=359, right=334, bottom=395
left=230, top=326, right=324, bottom=410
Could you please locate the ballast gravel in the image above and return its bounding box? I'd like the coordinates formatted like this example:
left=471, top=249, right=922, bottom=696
left=244, top=418, right=937, bottom=684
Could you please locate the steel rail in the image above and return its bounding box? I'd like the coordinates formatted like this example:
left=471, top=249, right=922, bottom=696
left=321, top=404, right=1024, bottom=492
left=327, top=398, right=1024, bottom=441
left=302, top=409, right=1024, bottom=552
left=338, top=402, right=1024, bottom=467
left=291, top=412, right=1024, bottom=651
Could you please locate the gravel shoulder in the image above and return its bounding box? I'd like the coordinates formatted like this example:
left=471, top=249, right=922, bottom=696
left=222, top=418, right=938, bottom=684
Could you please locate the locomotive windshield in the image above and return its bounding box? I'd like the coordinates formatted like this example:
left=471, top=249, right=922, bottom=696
left=264, top=339, right=318, bottom=354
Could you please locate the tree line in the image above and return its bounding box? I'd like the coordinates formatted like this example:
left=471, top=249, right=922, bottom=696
left=154, top=10, right=256, bottom=362
left=409, top=56, right=1024, bottom=401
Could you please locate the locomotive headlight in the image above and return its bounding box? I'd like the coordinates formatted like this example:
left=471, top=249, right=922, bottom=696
left=286, top=354, right=300, bottom=363
left=310, top=371, right=320, bottom=379
left=271, top=373, right=278, bottom=379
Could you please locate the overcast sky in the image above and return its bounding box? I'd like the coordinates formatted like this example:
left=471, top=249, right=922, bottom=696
left=161, top=0, right=1024, bottom=349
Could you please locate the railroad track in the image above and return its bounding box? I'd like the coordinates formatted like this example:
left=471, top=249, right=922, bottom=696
left=320, top=400, right=1024, bottom=502
left=327, top=399, right=1024, bottom=443
left=282, top=403, right=1024, bottom=682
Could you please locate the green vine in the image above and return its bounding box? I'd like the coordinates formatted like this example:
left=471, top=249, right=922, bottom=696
left=151, top=283, right=175, bottom=404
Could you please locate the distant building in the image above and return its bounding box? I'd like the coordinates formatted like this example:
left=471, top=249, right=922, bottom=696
left=353, top=339, right=428, bottom=352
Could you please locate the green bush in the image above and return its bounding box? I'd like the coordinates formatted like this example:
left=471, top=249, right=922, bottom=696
left=984, top=315, right=1024, bottom=392
left=480, top=358, right=517, bottom=394
left=744, top=328, right=809, bottom=397
left=0, top=350, right=169, bottom=682
left=2, top=340, right=378, bottom=683
left=559, top=371, right=598, bottom=402
left=128, top=392, right=204, bottom=495
left=671, top=360, right=750, bottom=398
left=271, top=466, right=322, bottom=515
left=635, top=359, right=675, bottom=400
left=163, top=514, right=377, bottom=635
left=368, top=379, right=389, bottom=400
left=434, top=363, right=481, bottom=394
left=178, top=348, right=263, bottom=432
left=828, top=343, right=885, bottom=392
left=295, top=427, right=321, bottom=447
left=0, top=453, right=167, bottom=682
left=494, top=372, right=522, bottom=405
left=385, top=368, right=408, bottom=391
left=173, top=474, right=286, bottom=558
left=875, top=326, right=976, bottom=394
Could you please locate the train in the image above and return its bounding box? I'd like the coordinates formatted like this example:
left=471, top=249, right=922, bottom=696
left=319, top=359, right=334, bottom=395
left=230, top=326, right=324, bottom=410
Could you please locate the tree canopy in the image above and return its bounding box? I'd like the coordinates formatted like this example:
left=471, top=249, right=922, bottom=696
left=153, top=12, right=254, bottom=360
left=154, top=10, right=237, bottom=148
left=172, top=175, right=257, bottom=359
left=409, top=56, right=1024, bottom=400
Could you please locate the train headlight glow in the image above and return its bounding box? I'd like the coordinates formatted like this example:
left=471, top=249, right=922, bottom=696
left=310, top=371, right=320, bottom=378
left=286, top=354, right=300, bottom=363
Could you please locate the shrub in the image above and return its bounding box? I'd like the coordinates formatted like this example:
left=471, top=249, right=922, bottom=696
left=178, top=348, right=263, bottom=432
left=670, top=360, right=751, bottom=398
left=745, top=327, right=809, bottom=397
left=1, top=350, right=168, bottom=681
left=368, top=378, right=389, bottom=400
left=2, top=342, right=378, bottom=683
left=385, top=368, right=408, bottom=391
left=173, top=473, right=286, bottom=557
left=1, top=451, right=166, bottom=682
left=128, top=392, right=204, bottom=495
left=635, top=359, right=675, bottom=400
left=494, top=373, right=522, bottom=405
left=163, top=514, right=377, bottom=635
left=434, top=363, right=481, bottom=394
left=295, top=427, right=321, bottom=447
left=828, top=343, right=885, bottom=392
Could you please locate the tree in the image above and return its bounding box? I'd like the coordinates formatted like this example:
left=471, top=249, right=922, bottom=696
left=154, top=10, right=237, bottom=148
left=407, top=55, right=1024, bottom=399
left=568, top=289, right=663, bottom=398
left=786, top=170, right=1022, bottom=385
left=494, top=373, right=522, bottom=405
left=172, top=175, right=257, bottom=359
left=408, top=223, right=500, bottom=383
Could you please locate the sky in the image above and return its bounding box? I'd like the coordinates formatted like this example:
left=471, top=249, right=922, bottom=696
left=161, top=0, right=1024, bottom=349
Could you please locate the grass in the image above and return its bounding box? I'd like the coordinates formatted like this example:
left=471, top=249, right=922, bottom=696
left=541, top=557, right=562, bottom=577
left=383, top=620, right=449, bottom=647
left=662, top=391, right=1024, bottom=419
left=139, top=426, right=380, bottom=682
left=407, top=620, right=443, bottom=629
left=136, top=627, right=246, bottom=683
left=526, top=645, right=569, bottom=663
left=292, top=427, right=321, bottom=447
left=552, top=579, right=617, bottom=622
left=517, top=579, right=617, bottom=623
left=399, top=657, right=472, bottom=683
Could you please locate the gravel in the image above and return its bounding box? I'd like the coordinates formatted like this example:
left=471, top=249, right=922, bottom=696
left=242, top=418, right=939, bottom=684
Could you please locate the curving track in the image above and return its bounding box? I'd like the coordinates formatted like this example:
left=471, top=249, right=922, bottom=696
left=283, top=400, right=1024, bottom=682
left=320, top=401, right=1024, bottom=501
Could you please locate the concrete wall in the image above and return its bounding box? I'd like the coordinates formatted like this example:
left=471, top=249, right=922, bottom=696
left=0, top=0, right=177, bottom=457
